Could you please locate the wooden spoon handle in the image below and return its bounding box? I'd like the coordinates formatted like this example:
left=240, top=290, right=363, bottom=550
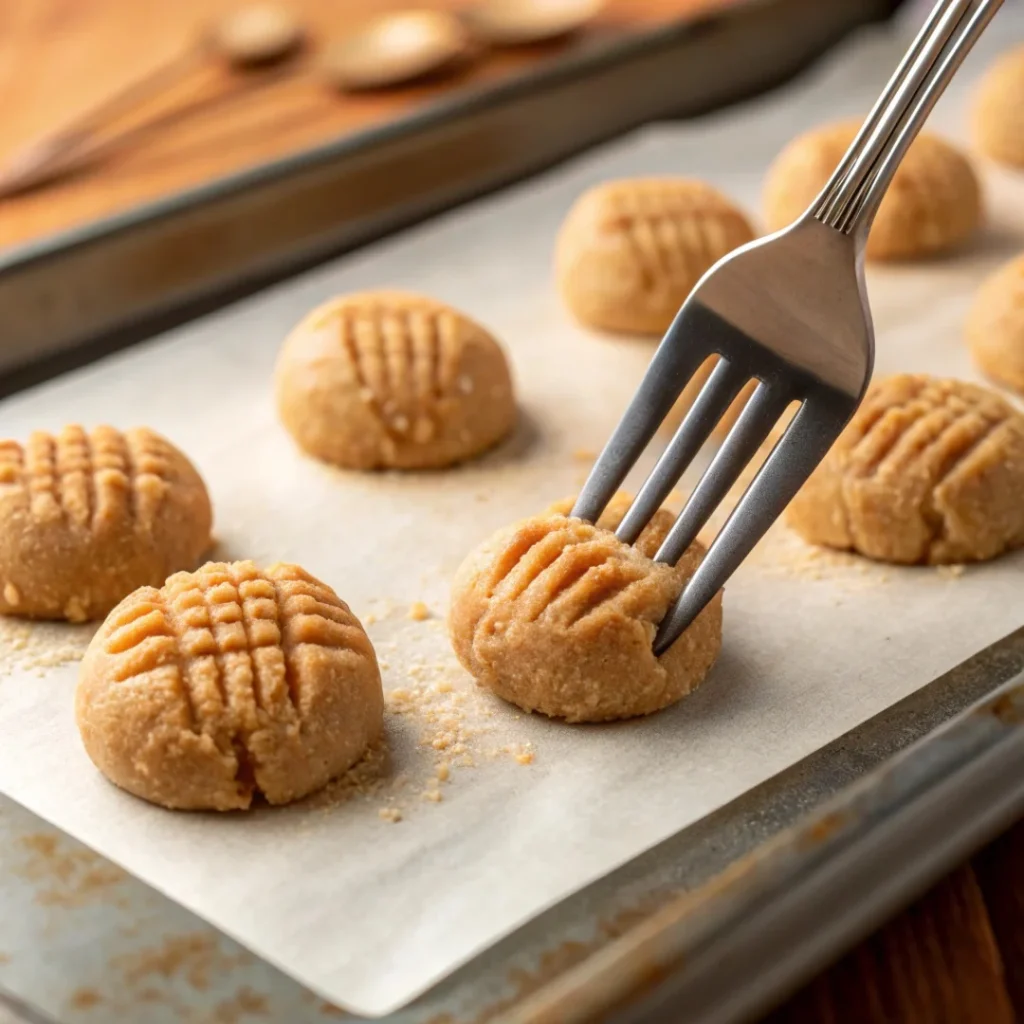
left=0, top=43, right=203, bottom=199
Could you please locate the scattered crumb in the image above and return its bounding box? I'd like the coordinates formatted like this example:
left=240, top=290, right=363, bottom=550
left=572, top=448, right=596, bottom=462
left=421, top=789, right=443, bottom=803
left=0, top=618, right=92, bottom=679
left=408, top=601, right=431, bottom=621
left=436, top=762, right=450, bottom=782
left=303, top=739, right=390, bottom=811
left=504, top=742, right=535, bottom=765
left=379, top=807, right=402, bottom=823
left=937, top=564, right=966, bottom=579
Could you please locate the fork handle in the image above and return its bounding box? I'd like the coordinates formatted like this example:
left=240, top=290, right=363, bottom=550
left=814, top=0, right=1002, bottom=240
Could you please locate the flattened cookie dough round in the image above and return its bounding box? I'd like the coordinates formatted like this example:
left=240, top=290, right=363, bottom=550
left=0, top=426, right=212, bottom=622
left=555, top=178, right=755, bottom=335
left=972, top=46, right=1024, bottom=167
left=449, top=510, right=722, bottom=722
left=787, top=374, right=1024, bottom=565
left=764, top=121, right=981, bottom=261
left=275, top=290, right=516, bottom=470
left=76, top=560, right=384, bottom=811
left=966, top=253, right=1024, bottom=395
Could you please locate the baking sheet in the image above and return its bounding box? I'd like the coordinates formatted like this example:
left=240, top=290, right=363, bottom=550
left=2, top=7, right=1024, bottom=1018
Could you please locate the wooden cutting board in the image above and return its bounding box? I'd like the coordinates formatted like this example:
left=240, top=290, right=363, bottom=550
left=0, top=0, right=726, bottom=248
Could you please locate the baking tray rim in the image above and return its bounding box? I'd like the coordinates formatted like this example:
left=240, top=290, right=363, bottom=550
left=0, top=4, right=738, bottom=274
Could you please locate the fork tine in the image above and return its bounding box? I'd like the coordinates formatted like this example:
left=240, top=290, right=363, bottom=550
left=652, top=394, right=853, bottom=655
left=616, top=357, right=751, bottom=545
left=570, top=326, right=710, bottom=524
left=653, top=380, right=791, bottom=569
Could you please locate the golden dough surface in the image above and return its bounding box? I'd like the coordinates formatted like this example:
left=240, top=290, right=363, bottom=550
left=786, top=375, right=1024, bottom=565
left=449, top=500, right=722, bottom=723
left=555, top=178, right=755, bottom=335
left=76, top=560, right=383, bottom=811
left=0, top=426, right=212, bottom=622
left=763, top=121, right=981, bottom=261
left=966, top=252, right=1024, bottom=396
left=972, top=46, right=1024, bottom=167
left=275, top=290, right=516, bottom=470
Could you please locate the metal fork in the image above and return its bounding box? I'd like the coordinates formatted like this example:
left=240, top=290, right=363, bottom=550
left=571, top=0, right=1003, bottom=655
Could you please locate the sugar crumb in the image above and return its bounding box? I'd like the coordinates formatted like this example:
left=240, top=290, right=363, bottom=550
left=378, top=807, right=402, bottom=823
left=408, top=601, right=431, bottom=622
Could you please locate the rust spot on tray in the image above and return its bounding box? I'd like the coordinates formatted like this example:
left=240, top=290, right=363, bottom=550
left=15, top=832, right=126, bottom=907
left=319, top=1001, right=350, bottom=1017
left=987, top=692, right=1024, bottom=726
left=428, top=898, right=670, bottom=1024
left=70, top=987, right=102, bottom=1010
left=112, top=932, right=254, bottom=993
left=211, top=986, right=271, bottom=1023
left=801, top=809, right=854, bottom=848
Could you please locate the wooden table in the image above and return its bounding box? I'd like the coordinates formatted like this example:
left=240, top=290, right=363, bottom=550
left=2, top=2, right=1021, bottom=1022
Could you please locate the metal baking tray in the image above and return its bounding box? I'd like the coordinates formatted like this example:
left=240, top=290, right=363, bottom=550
left=11, top=1, right=1024, bottom=1023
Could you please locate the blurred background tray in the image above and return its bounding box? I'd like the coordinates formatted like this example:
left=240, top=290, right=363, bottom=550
left=0, top=0, right=897, bottom=395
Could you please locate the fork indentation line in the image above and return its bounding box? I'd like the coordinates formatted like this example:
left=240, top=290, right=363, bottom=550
left=654, top=381, right=790, bottom=569
left=617, top=358, right=749, bottom=546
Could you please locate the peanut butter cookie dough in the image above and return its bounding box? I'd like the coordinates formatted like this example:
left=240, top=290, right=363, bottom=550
left=787, top=375, right=1024, bottom=565
left=275, top=291, right=516, bottom=470
left=0, top=426, right=212, bottom=622
left=76, top=561, right=383, bottom=811
left=449, top=502, right=722, bottom=722
left=764, top=121, right=981, bottom=261
left=555, top=178, right=756, bottom=335
left=972, top=46, right=1024, bottom=168
left=966, top=252, right=1024, bottom=395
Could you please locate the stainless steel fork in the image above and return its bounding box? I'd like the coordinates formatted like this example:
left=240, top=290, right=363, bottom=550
left=571, top=0, right=1003, bottom=655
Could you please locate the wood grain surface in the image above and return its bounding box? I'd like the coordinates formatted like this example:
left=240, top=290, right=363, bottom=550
left=3, top=2, right=1024, bottom=1023
left=0, top=0, right=722, bottom=248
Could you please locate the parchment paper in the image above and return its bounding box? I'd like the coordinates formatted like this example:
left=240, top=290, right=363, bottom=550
left=2, top=7, right=1024, bottom=1017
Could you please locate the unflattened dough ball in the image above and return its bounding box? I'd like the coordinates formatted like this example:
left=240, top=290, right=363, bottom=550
left=76, top=560, right=383, bottom=811
left=787, top=375, right=1024, bottom=565
left=0, top=426, right=212, bottom=623
left=555, top=178, right=756, bottom=335
left=276, top=290, right=516, bottom=470
left=764, top=121, right=981, bottom=261
left=966, top=253, right=1024, bottom=395
left=449, top=510, right=722, bottom=722
left=972, top=46, right=1024, bottom=167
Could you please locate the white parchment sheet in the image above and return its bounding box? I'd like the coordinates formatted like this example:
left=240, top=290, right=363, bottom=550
left=2, top=8, right=1024, bottom=1017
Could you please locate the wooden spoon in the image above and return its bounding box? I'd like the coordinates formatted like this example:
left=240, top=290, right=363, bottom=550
left=323, top=11, right=473, bottom=92
left=462, top=0, right=605, bottom=46
left=0, top=3, right=305, bottom=198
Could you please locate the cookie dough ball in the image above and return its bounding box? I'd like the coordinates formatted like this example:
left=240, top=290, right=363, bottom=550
left=764, top=121, right=981, bottom=261
left=972, top=46, right=1024, bottom=167
left=787, top=375, right=1024, bottom=565
left=555, top=178, right=756, bottom=335
left=966, top=253, right=1024, bottom=395
left=276, top=291, right=516, bottom=470
left=0, top=426, right=212, bottom=622
left=76, top=561, right=383, bottom=811
left=449, top=510, right=722, bottom=722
